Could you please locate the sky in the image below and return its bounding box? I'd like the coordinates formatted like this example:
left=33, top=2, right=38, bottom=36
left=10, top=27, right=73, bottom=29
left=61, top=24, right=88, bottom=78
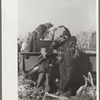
left=18, top=0, right=96, bottom=37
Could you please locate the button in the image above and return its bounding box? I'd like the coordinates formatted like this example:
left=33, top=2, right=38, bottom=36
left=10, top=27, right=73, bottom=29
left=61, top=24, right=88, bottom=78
left=66, top=48, right=69, bottom=50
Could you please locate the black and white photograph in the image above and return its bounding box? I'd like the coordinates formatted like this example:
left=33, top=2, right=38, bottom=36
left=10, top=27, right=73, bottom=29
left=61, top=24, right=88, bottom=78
left=2, top=0, right=98, bottom=100
left=17, top=0, right=98, bottom=100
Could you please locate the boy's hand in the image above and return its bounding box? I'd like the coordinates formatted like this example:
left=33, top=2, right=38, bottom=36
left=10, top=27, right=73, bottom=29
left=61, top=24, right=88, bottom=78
left=41, top=52, right=47, bottom=58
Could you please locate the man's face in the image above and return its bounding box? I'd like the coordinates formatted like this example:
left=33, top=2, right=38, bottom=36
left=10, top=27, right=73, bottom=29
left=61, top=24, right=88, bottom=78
left=45, top=23, right=53, bottom=29
left=59, top=34, right=69, bottom=41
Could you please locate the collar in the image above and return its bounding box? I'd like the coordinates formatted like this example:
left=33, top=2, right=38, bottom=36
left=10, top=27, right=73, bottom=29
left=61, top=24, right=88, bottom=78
left=35, top=30, right=39, bottom=35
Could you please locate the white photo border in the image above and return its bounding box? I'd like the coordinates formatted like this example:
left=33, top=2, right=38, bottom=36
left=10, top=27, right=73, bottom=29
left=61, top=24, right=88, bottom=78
left=2, top=0, right=99, bottom=100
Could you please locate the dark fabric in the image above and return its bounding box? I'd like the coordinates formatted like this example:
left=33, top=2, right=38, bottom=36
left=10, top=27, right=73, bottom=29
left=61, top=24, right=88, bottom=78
left=35, top=24, right=47, bottom=39
left=57, top=40, right=78, bottom=65
left=57, top=39, right=79, bottom=94
left=26, top=31, right=38, bottom=52
left=38, top=57, right=52, bottom=73
left=26, top=24, right=47, bottom=52
left=58, top=63, right=74, bottom=92
left=63, top=41, right=75, bottom=65
left=18, top=43, right=20, bottom=53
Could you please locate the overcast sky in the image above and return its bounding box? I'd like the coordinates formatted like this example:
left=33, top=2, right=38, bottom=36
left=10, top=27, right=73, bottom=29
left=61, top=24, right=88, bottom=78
left=18, top=0, right=96, bottom=36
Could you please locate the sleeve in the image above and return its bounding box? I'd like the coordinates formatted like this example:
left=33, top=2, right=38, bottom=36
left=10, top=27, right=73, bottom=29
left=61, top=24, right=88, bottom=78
left=26, top=34, right=33, bottom=52
left=26, top=32, right=37, bottom=52
left=50, top=38, right=60, bottom=50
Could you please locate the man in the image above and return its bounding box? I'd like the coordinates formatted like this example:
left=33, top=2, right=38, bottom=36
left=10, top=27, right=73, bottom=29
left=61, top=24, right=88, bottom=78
left=51, top=26, right=79, bottom=97
left=19, top=23, right=53, bottom=74
left=26, top=23, right=53, bottom=52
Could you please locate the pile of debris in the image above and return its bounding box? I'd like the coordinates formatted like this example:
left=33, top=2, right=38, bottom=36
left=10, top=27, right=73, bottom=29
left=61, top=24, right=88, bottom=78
left=18, top=72, right=96, bottom=100
left=18, top=75, right=37, bottom=100
left=43, top=72, right=96, bottom=100
left=75, top=72, right=96, bottom=100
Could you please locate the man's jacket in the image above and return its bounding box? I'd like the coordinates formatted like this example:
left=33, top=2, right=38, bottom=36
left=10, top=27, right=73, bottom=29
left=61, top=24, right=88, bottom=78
left=26, top=24, right=47, bottom=52
left=52, top=36, right=80, bottom=64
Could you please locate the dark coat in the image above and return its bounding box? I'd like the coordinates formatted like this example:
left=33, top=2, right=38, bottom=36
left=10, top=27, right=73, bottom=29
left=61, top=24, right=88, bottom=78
left=61, top=40, right=79, bottom=66
left=26, top=24, right=47, bottom=52
left=57, top=38, right=80, bottom=93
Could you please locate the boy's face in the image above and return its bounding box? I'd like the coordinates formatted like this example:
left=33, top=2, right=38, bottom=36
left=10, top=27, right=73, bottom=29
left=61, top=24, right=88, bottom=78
left=40, top=48, right=46, bottom=54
